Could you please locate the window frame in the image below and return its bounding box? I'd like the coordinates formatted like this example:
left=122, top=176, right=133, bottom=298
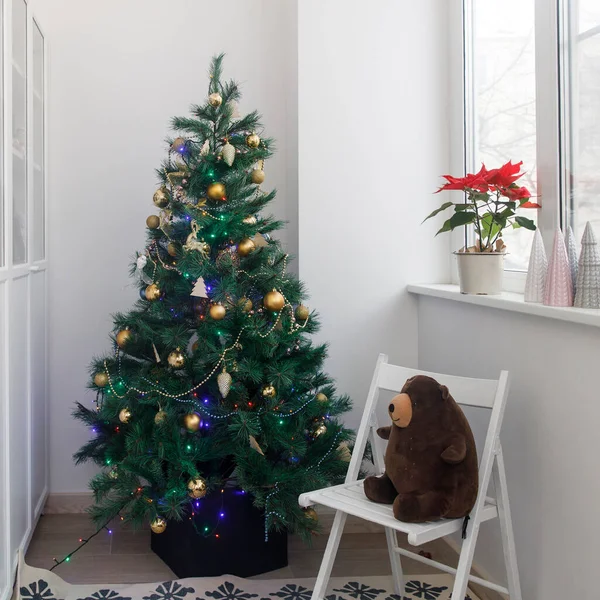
left=451, top=0, right=565, bottom=292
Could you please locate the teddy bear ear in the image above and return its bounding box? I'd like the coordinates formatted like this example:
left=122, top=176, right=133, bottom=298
left=439, top=384, right=450, bottom=400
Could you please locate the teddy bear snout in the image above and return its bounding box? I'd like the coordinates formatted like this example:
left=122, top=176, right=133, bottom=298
left=388, top=392, right=412, bottom=428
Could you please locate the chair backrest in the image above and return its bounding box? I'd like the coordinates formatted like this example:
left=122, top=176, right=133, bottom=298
left=345, top=354, right=510, bottom=491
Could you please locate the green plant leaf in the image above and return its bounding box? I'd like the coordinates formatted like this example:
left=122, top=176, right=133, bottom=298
left=454, top=203, right=470, bottom=211
left=436, top=211, right=477, bottom=236
left=422, top=201, right=453, bottom=223
left=515, top=216, right=536, bottom=230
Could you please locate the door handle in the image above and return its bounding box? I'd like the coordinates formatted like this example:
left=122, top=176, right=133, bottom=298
left=29, top=265, right=41, bottom=272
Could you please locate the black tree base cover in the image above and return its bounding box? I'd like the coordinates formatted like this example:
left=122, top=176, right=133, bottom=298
left=151, top=488, right=287, bottom=578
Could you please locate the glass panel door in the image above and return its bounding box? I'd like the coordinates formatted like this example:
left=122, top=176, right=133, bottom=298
left=32, top=21, right=44, bottom=261
left=12, top=0, right=27, bottom=265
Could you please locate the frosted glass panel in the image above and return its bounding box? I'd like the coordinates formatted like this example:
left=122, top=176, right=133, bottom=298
left=32, top=23, right=44, bottom=261
left=12, top=0, right=27, bottom=265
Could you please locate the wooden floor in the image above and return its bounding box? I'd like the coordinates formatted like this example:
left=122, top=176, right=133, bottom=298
left=25, top=514, right=460, bottom=585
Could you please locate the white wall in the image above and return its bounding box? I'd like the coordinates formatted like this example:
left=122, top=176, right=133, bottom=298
left=417, top=296, right=600, bottom=599
left=298, top=0, right=451, bottom=428
left=29, top=0, right=298, bottom=493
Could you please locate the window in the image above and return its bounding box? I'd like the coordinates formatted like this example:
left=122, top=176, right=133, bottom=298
left=561, top=1, right=600, bottom=241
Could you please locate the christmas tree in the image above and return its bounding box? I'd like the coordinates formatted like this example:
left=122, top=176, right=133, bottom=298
left=73, top=55, right=353, bottom=542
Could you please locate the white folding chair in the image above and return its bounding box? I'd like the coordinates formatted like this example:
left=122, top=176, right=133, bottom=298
left=299, top=353, right=521, bottom=600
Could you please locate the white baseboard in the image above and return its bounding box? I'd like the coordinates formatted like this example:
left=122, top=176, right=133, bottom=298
left=44, top=492, right=93, bottom=514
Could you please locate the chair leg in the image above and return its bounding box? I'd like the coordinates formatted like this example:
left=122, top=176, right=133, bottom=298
left=450, top=521, right=480, bottom=599
left=311, top=510, right=347, bottom=600
left=494, top=449, right=522, bottom=599
left=384, top=527, right=404, bottom=595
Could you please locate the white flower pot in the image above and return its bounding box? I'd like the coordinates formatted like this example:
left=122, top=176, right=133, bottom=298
left=454, top=252, right=505, bottom=295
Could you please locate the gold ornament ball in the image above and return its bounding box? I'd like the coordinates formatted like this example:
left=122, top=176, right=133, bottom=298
left=170, top=137, right=186, bottom=152
left=295, top=304, right=310, bottom=321
left=243, top=215, right=257, bottom=225
left=154, top=410, right=167, bottom=425
left=303, top=507, right=318, bottom=522
left=146, top=215, right=160, bottom=229
left=116, top=328, right=132, bottom=348
left=119, top=408, right=131, bottom=424
left=150, top=517, right=167, bottom=534
left=246, top=133, right=261, bottom=148
left=94, top=372, right=109, bottom=387
left=153, top=186, right=170, bottom=208
left=251, top=169, right=265, bottom=184
left=208, top=92, right=223, bottom=107
left=145, top=284, right=162, bottom=301
left=314, top=423, right=327, bottom=437
left=237, top=237, right=256, bottom=257
left=263, top=290, right=285, bottom=312
left=207, top=182, right=226, bottom=201
left=316, top=392, right=328, bottom=403
left=183, top=413, right=201, bottom=432
left=262, top=385, right=277, bottom=399
left=209, top=303, right=227, bottom=320
left=167, top=348, right=186, bottom=369
left=167, top=242, right=179, bottom=257
left=187, top=477, right=207, bottom=499
left=238, top=297, right=253, bottom=312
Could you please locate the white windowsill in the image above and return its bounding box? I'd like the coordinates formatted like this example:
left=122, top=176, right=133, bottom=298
left=407, top=283, right=600, bottom=328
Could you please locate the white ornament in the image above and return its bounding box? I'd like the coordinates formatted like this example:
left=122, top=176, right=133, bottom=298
left=190, top=277, right=208, bottom=298
left=565, top=226, right=579, bottom=296
left=222, top=142, right=235, bottom=167
left=137, top=255, right=148, bottom=269
left=574, top=222, right=600, bottom=308
left=544, top=228, right=573, bottom=307
left=200, top=140, right=210, bottom=156
left=217, top=367, right=232, bottom=398
left=524, top=229, right=547, bottom=303
left=228, top=101, right=241, bottom=119
left=136, top=254, right=152, bottom=284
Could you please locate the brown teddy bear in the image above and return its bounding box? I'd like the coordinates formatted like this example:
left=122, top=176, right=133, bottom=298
left=363, top=375, right=478, bottom=523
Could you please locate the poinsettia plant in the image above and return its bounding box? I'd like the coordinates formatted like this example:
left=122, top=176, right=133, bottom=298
left=425, top=160, right=541, bottom=252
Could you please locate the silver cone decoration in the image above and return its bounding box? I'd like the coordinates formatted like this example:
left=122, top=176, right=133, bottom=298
left=200, top=139, right=210, bottom=156
left=524, top=229, right=547, bottom=303
left=544, top=228, right=573, bottom=307
left=217, top=367, right=232, bottom=398
left=221, top=142, right=235, bottom=167
left=565, top=226, right=579, bottom=296
left=574, top=222, right=600, bottom=308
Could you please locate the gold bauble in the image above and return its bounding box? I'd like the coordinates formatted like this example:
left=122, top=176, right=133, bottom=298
left=246, top=133, right=261, bottom=148
left=295, top=304, right=310, bottom=321
left=243, top=215, right=257, bottom=225
left=119, top=408, right=131, bottom=423
left=208, top=92, right=223, bottom=107
left=238, top=297, right=253, bottom=312
left=146, top=215, right=160, bottom=229
left=167, top=348, right=185, bottom=369
left=116, top=328, right=132, bottom=348
left=251, top=169, right=265, bottom=184
left=167, top=242, right=179, bottom=257
left=187, top=477, right=207, bottom=499
left=207, top=182, right=226, bottom=201
left=314, top=423, right=327, bottom=437
left=154, top=410, right=167, bottom=425
left=303, top=507, right=318, bottom=522
left=145, top=284, right=162, bottom=301
left=262, top=385, right=277, bottom=399
left=263, top=290, right=285, bottom=311
left=237, top=238, right=256, bottom=257
left=150, top=517, right=167, bottom=534
left=316, top=393, right=328, bottom=403
left=183, top=413, right=201, bottom=432
left=153, top=186, right=170, bottom=208
left=171, top=137, right=186, bottom=152
left=209, top=303, right=227, bottom=320
left=94, top=372, right=109, bottom=387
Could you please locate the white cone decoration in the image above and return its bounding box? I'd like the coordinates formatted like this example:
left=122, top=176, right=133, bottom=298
left=544, top=228, right=573, bottom=307
left=574, top=222, right=600, bottom=308
left=221, top=142, right=235, bottom=167
left=565, top=226, right=579, bottom=296
left=524, top=229, right=548, bottom=303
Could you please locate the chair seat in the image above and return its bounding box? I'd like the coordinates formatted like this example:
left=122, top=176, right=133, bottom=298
left=299, top=479, right=498, bottom=546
